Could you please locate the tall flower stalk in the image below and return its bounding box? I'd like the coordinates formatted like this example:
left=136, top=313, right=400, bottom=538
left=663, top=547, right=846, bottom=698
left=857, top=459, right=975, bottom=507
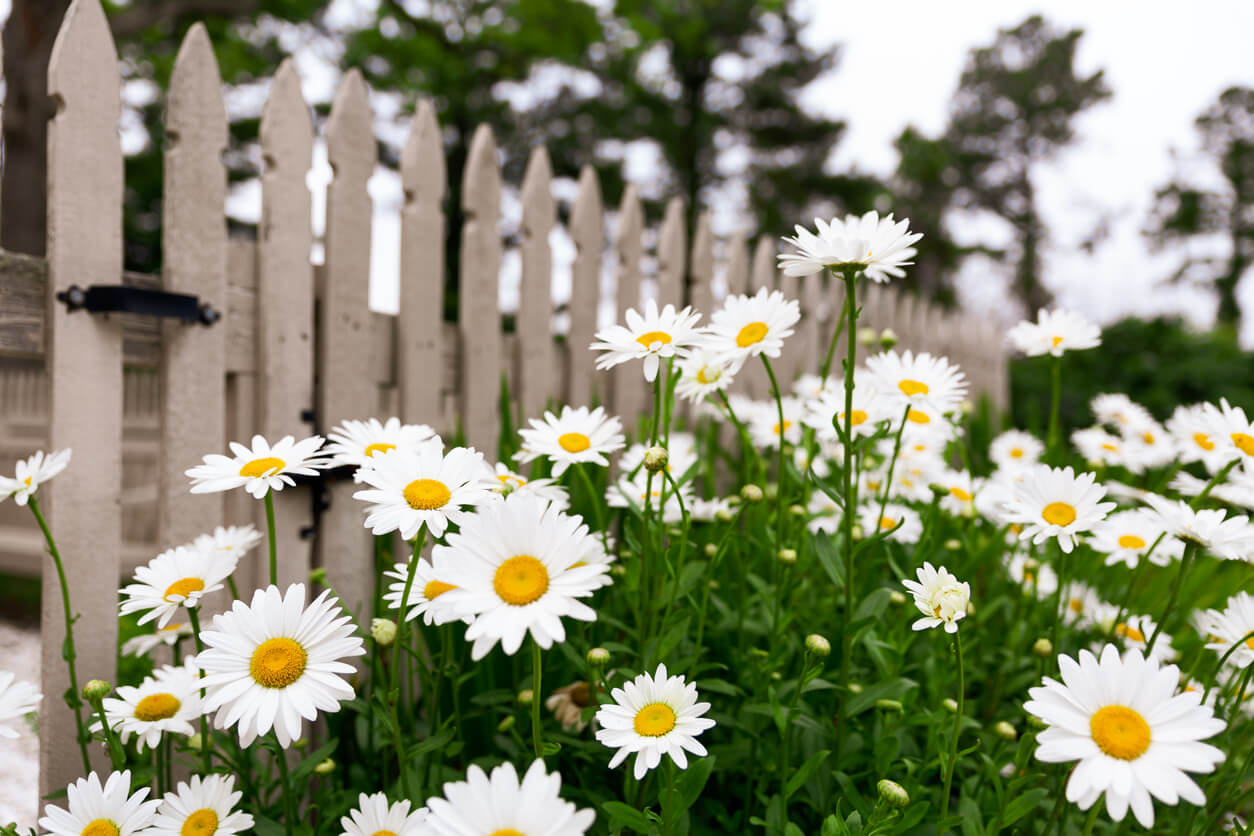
left=835, top=264, right=861, bottom=761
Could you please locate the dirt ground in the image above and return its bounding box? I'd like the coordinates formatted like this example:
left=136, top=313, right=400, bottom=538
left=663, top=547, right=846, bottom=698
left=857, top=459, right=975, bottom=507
left=0, top=618, right=39, bottom=830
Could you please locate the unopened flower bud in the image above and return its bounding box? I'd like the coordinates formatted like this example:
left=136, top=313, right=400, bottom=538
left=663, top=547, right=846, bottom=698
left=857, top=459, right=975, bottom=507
left=777, top=548, right=797, bottom=565
left=292, top=737, right=308, bottom=749
left=879, top=328, right=899, bottom=349
left=942, top=698, right=958, bottom=713
left=314, top=758, right=335, bottom=775
left=789, top=504, right=806, bottom=517
left=945, top=538, right=961, bottom=551
left=857, top=327, right=879, bottom=346
left=82, top=680, right=112, bottom=702
left=587, top=647, right=610, bottom=666
left=371, top=618, right=397, bottom=647
left=186, top=733, right=204, bottom=751
left=741, top=485, right=764, bottom=504
left=966, top=601, right=976, bottom=616
left=1027, top=714, right=1048, bottom=730
left=704, top=543, right=718, bottom=558
left=619, top=549, right=633, bottom=560
left=707, top=579, right=720, bottom=590
left=805, top=634, right=831, bottom=657
left=889, top=590, right=907, bottom=605
left=727, top=495, right=741, bottom=507
left=309, top=567, right=328, bottom=586
left=518, top=689, right=534, bottom=705
left=497, top=715, right=516, bottom=733
left=851, top=524, right=864, bottom=541
left=848, top=682, right=863, bottom=695
left=994, top=721, right=1017, bottom=741
left=960, top=399, right=974, bottom=417
left=770, top=671, right=782, bottom=681
left=610, top=565, right=627, bottom=577
left=877, top=779, right=910, bottom=808
left=876, top=699, right=903, bottom=713
left=715, top=508, right=737, bottom=523
left=929, top=483, right=949, bottom=500
left=765, top=484, right=779, bottom=501
left=643, top=446, right=668, bottom=473
left=750, top=648, right=770, bottom=659
left=1032, top=638, right=1054, bottom=657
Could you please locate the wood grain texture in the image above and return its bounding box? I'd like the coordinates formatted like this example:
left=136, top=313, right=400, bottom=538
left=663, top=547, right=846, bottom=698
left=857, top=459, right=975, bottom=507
left=517, top=145, right=554, bottom=421
left=610, top=185, right=644, bottom=425
left=689, top=212, right=714, bottom=318
left=566, top=165, right=602, bottom=407
left=656, top=196, right=685, bottom=310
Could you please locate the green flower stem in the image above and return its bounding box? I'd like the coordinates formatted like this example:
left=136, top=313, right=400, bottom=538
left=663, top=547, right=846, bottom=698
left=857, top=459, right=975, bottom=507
left=819, top=280, right=853, bottom=383
left=656, top=469, right=692, bottom=634
left=1079, top=803, right=1101, bottom=836
left=226, top=574, right=241, bottom=602
left=717, top=390, right=764, bottom=481
left=836, top=265, right=861, bottom=765
left=780, top=653, right=820, bottom=806
left=387, top=526, right=427, bottom=799
left=86, top=693, right=125, bottom=770
left=573, top=462, right=609, bottom=548
left=1193, top=459, right=1238, bottom=506
left=1201, top=628, right=1254, bottom=705
left=691, top=506, right=747, bottom=666
left=273, top=735, right=296, bottom=836
left=1145, top=541, right=1198, bottom=654
left=761, top=355, right=789, bottom=558
left=1046, top=356, right=1062, bottom=464
left=876, top=404, right=912, bottom=529
left=939, top=631, right=966, bottom=836
left=531, top=639, right=544, bottom=759
left=263, top=489, right=278, bottom=586
left=663, top=758, right=678, bottom=836
left=26, top=496, right=91, bottom=775
left=186, top=606, right=213, bottom=773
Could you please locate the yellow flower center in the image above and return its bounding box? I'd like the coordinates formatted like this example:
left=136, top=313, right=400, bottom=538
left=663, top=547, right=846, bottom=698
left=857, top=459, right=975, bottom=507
left=696, top=366, right=721, bottom=384
left=163, top=577, right=205, bottom=603
left=81, top=821, right=120, bottom=836
left=22, top=476, right=32, bottom=486
left=949, top=487, right=972, bottom=502
left=633, top=702, right=677, bottom=736
left=897, top=379, right=929, bottom=396
left=424, top=580, right=456, bottom=600
left=403, top=478, right=451, bottom=510
left=180, top=809, right=219, bottom=836
left=1089, top=705, right=1151, bottom=761
left=1245, top=636, right=1254, bottom=652
left=1232, top=432, right=1254, bottom=456
left=773, top=421, right=792, bottom=436
left=371, top=831, right=397, bottom=836
left=488, top=831, right=524, bottom=836
left=1069, top=598, right=1085, bottom=613
left=1051, top=336, right=1063, bottom=348
left=635, top=330, right=672, bottom=348
left=1117, top=534, right=1146, bottom=550
left=1041, top=502, right=1076, bottom=527
left=364, top=442, right=396, bottom=458
left=249, top=637, right=307, bottom=689
left=906, top=408, right=931, bottom=424
left=1009, top=447, right=1024, bottom=459
left=493, top=555, right=549, bottom=606
left=839, top=409, right=868, bottom=426
left=1101, top=443, right=1119, bottom=452
left=1141, top=431, right=1155, bottom=444
left=558, top=432, right=591, bottom=453
left=880, top=516, right=896, bottom=530
left=1193, top=432, right=1214, bottom=451
left=133, top=692, right=181, bottom=722
left=736, top=321, right=769, bottom=347
left=239, top=456, right=285, bottom=478
left=1116, top=623, right=1146, bottom=643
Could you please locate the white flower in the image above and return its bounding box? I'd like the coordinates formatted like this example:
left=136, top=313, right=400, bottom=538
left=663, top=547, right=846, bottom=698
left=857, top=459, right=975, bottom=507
left=1024, top=645, right=1225, bottom=828
left=595, top=663, right=716, bottom=780
left=1061, top=581, right=1107, bottom=627
left=423, top=759, right=594, bottom=835
left=865, top=350, right=968, bottom=417
left=801, top=374, right=891, bottom=441
left=96, top=661, right=202, bottom=751
left=118, top=545, right=232, bottom=628
left=121, top=623, right=194, bottom=657
left=1100, top=613, right=1177, bottom=665
left=516, top=405, right=626, bottom=478
left=793, top=373, right=835, bottom=400
left=860, top=502, right=923, bottom=544
left=197, top=583, right=365, bottom=747
left=989, top=430, right=1044, bottom=471
left=339, top=792, right=427, bottom=836
left=806, top=492, right=840, bottom=535
left=704, top=287, right=800, bottom=363
left=1167, top=403, right=1230, bottom=474
left=382, top=554, right=471, bottom=626
left=0, top=671, right=40, bottom=738
left=1201, top=398, right=1254, bottom=465
left=937, top=469, right=981, bottom=517
left=1071, top=427, right=1127, bottom=469
left=352, top=441, right=494, bottom=540
left=1005, top=552, right=1058, bottom=598
left=590, top=298, right=703, bottom=382
left=191, top=525, right=262, bottom=574
left=1170, top=469, right=1254, bottom=513
left=0, top=448, right=71, bottom=506
left=1089, top=509, right=1180, bottom=568
left=747, top=396, right=805, bottom=450
left=902, top=562, right=970, bottom=633
left=149, top=774, right=254, bottom=836
left=1120, top=421, right=1176, bottom=473
left=1199, top=591, right=1254, bottom=669
left=186, top=434, right=329, bottom=499
left=1000, top=465, right=1115, bottom=553
left=487, top=462, right=570, bottom=510
left=437, top=492, right=611, bottom=660
left=1091, top=393, right=1156, bottom=432
left=674, top=347, right=738, bottom=403
left=39, top=771, right=160, bottom=836
left=619, top=433, right=699, bottom=481
left=606, top=471, right=693, bottom=524
left=1142, top=493, right=1254, bottom=562
left=690, top=496, right=733, bottom=522
left=1007, top=309, right=1101, bottom=357
left=324, top=417, right=437, bottom=472
left=778, top=212, right=922, bottom=282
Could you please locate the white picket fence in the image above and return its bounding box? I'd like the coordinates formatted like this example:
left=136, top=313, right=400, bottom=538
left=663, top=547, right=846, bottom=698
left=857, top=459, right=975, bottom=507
left=0, top=0, right=1009, bottom=800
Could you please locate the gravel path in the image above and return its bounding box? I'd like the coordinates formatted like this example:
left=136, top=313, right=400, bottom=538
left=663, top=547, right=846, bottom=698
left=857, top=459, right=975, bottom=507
left=0, top=618, right=40, bottom=830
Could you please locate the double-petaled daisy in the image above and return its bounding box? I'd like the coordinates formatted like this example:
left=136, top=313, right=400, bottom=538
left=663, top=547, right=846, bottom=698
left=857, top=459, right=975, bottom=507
left=778, top=212, right=922, bottom=282
left=148, top=774, right=254, bottom=836
left=39, top=771, right=160, bottom=836
left=382, top=553, right=471, bottom=626
left=989, top=430, right=1044, bottom=471
left=122, top=623, right=193, bottom=658
left=1090, top=509, right=1180, bottom=568
left=1142, top=494, right=1254, bottom=562
left=674, top=347, right=738, bottom=403
left=325, top=417, right=437, bottom=473
left=186, top=435, right=330, bottom=499
left=436, top=492, right=611, bottom=660
left=1000, top=465, right=1115, bottom=553
left=1199, top=591, right=1254, bottom=669
left=595, top=663, right=716, bottom=780
left=487, top=462, right=569, bottom=510
left=0, top=671, right=40, bottom=738
left=865, top=350, right=968, bottom=417
left=96, top=661, right=202, bottom=751
left=423, top=760, right=594, bottom=835
left=860, top=502, right=923, bottom=544
left=339, top=792, right=427, bottom=836
left=1007, top=309, right=1102, bottom=357
left=0, top=448, right=71, bottom=506
left=903, top=562, right=970, bottom=633
left=353, top=441, right=493, bottom=540
left=1025, top=645, right=1225, bottom=828
left=1201, top=398, right=1254, bottom=465
left=198, top=583, right=365, bottom=747
left=590, top=298, right=703, bottom=382
left=516, top=406, right=626, bottom=478
left=704, top=288, right=800, bottom=363
left=119, top=545, right=232, bottom=628
left=1167, top=403, right=1230, bottom=473
left=192, top=525, right=262, bottom=574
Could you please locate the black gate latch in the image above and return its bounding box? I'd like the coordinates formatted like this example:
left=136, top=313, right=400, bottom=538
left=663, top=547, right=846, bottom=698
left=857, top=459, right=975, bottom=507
left=56, top=284, right=220, bottom=325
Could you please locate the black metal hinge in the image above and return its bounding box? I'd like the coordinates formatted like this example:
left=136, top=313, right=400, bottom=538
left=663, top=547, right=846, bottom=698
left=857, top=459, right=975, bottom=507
left=56, top=284, right=220, bottom=325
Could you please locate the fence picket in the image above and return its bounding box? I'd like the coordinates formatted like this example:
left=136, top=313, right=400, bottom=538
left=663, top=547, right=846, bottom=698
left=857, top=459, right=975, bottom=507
left=611, top=185, right=644, bottom=424
left=459, top=125, right=502, bottom=454
left=776, top=271, right=801, bottom=386
left=42, top=0, right=123, bottom=793
left=690, top=212, right=714, bottom=318
left=657, top=197, right=685, bottom=310
left=566, top=165, right=602, bottom=408
left=518, top=146, right=555, bottom=421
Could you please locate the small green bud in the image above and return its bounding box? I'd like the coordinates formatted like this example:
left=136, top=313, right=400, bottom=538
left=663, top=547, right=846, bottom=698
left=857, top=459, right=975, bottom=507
left=703, top=543, right=718, bottom=558
left=715, top=508, right=737, bottom=523
left=877, top=779, right=910, bottom=808
left=889, top=590, right=907, bottom=605
left=994, top=720, right=1017, bottom=742
left=959, top=399, right=974, bottom=417
left=186, top=732, right=204, bottom=752
left=789, top=504, right=806, bottom=517
left=942, top=698, right=958, bottom=713
left=309, top=567, right=328, bottom=586
left=1022, top=557, right=1040, bottom=571
left=805, top=634, right=831, bottom=657
left=749, top=648, right=770, bottom=659
left=1032, top=638, right=1054, bottom=658
left=497, top=715, right=516, bottom=733
left=707, top=579, right=720, bottom=590
left=82, top=680, right=112, bottom=702
left=292, top=738, right=308, bottom=750
left=518, top=689, right=534, bottom=705
left=879, top=328, right=899, bottom=349
left=313, top=758, right=335, bottom=775
left=966, top=601, right=976, bottom=616
left=610, top=565, right=627, bottom=577
left=945, top=538, right=962, bottom=551
left=851, top=524, right=864, bottom=541
left=857, top=326, right=879, bottom=347
left=929, top=483, right=949, bottom=500
left=370, top=618, right=397, bottom=647
left=848, top=682, right=863, bottom=695
left=726, top=495, right=742, bottom=507
left=1027, top=714, right=1048, bottom=730
left=764, top=483, right=779, bottom=501
left=770, top=671, right=782, bottom=681
left=741, top=484, right=764, bottom=504
left=777, top=548, right=797, bottom=565
left=586, top=647, right=610, bottom=666
left=643, top=446, right=668, bottom=473
left=876, top=699, right=903, bottom=713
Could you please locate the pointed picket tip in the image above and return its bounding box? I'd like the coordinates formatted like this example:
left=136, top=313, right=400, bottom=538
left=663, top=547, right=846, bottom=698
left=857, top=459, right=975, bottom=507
left=690, top=211, right=714, bottom=313
left=751, top=234, right=777, bottom=291
left=520, top=146, right=554, bottom=222
left=326, top=69, right=375, bottom=180
left=260, top=59, right=313, bottom=158
left=570, top=165, right=603, bottom=239
left=617, top=183, right=643, bottom=242
left=402, top=99, right=446, bottom=202
left=167, top=23, right=226, bottom=146
left=48, top=0, right=119, bottom=109
left=659, top=197, right=684, bottom=261
left=462, top=123, right=500, bottom=210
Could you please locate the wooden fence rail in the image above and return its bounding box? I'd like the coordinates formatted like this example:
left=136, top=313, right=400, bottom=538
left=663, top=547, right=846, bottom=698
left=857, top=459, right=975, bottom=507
left=0, top=0, right=1008, bottom=800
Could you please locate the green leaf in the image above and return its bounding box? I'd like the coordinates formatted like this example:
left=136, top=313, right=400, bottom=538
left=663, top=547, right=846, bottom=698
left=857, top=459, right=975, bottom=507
left=675, top=754, right=715, bottom=812
left=290, top=738, right=339, bottom=783
left=845, top=678, right=917, bottom=716
left=405, top=728, right=455, bottom=758
left=602, top=801, right=652, bottom=834
left=784, top=749, right=830, bottom=800
left=813, top=535, right=845, bottom=590
left=1000, top=788, right=1049, bottom=827
left=542, top=741, right=562, bottom=756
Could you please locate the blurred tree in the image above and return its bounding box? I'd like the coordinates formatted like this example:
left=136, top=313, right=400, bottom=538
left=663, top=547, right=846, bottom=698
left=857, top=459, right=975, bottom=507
left=945, top=15, right=1110, bottom=313
left=890, top=126, right=963, bottom=305
left=1144, top=86, right=1254, bottom=329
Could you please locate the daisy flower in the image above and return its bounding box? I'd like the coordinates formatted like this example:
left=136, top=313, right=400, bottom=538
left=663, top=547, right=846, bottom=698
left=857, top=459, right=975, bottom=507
left=487, top=462, right=569, bottom=510
left=516, top=405, right=626, bottom=478
left=339, top=792, right=427, bottom=836
left=149, top=774, right=254, bottom=836
left=1089, top=509, right=1180, bottom=568
left=747, top=396, right=804, bottom=450
left=793, top=373, right=835, bottom=400
left=436, top=492, right=612, bottom=659
left=186, top=434, right=329, bottom=499
left=1167, top=403, right=1230, bottom=473
left=861, top=502, right=923, bottom=544
left=1024, top=645, right=1225, bottom=828
left=1091, top=393, right=1156, bottom=432
left=96, top=661, right=202, bottom=751
left=801, top=375, right=890, bottom=441
left=39, top=771, right=160, bottom=836
left=619, top=433, right=699, bottom=481
left=674, top=347, right=737, bottom=403
left=902, top=562, right=970, bottom=633
left=590, top=298, right=703, bottom=382
left=704, top=287, right=800, bottom=363
left=864, top=350, right=968, bottom=417
left=989, top=430, right=1044, bottom=471
left=1199, top=591, right=1254, bottom=669
left=0, top=671, right=40, bottom=738
left=1007, top=309, right=1101, bottom=357
left=1005, top=552, right=1058, bottom=598
left=1121, top=422, right=1176, bottom=473
left=778, top=212, right=922, bottom=282
left=352, top=440, right=493, bottom=540
left=1071, top=427, right=1127, bottom=469
left=0, top=448, right=71, bottom=506
left=119, top=545, right=232, bottom=628
left=1142, top=494, right=1254, bottom=562
left=606, top=471, right=693, bottom=524
left=806, top=492, right=840, bottom=535
left=324, top=417, right=437, bottom=472
left=595, top=663, right=716, bottom=780
left=197, top=583, right=365, bottom=747
left=1061, top=581, right=1107, bottom=627
left=937, top=469, right=981, bottom=517
left=382, top=554, right=471, bottom=626
left=192, top=524, right=262, bottom=574
left=423, top=759, right=594, bottom=835
left=1000, top=465, right=1115, bottom=553
left=1170, top=469, right=1254, bottom=513
left=1201, top=398, right=1254, bottom=465
left=122, top=622, right=193, bottom=658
